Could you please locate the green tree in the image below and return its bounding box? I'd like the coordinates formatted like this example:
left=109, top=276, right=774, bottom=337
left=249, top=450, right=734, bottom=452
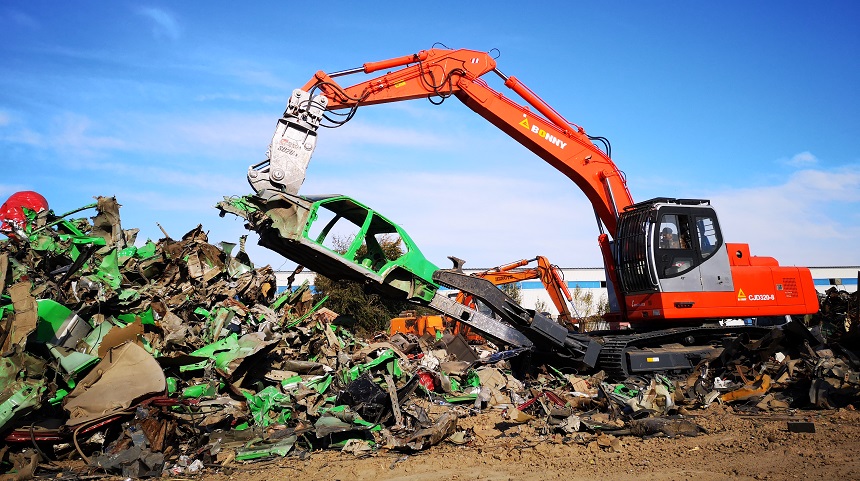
left=312, top=235, right=411, bottom=334
left=534, top=298, right=549, bottom=315
left=499, top=282, right=523, bottom=304
left=569, top=286, right=609, bottom=331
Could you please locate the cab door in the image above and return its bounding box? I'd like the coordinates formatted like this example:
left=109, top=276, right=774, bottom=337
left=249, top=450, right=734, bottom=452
left=654, top=210, right=703, bottom=293
left=693, top=213, right=733, bottom=292
left=654, top=206, right=734, bottom=293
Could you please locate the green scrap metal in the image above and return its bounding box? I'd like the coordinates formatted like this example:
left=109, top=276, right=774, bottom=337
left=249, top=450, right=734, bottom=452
left=47, top=343, right=99, bottom=379
left=271, top=280, right=311, bottom=311
left=343, top=349, right=402, bottom=383
left=115, top=306, right=155, bottom=326
left=0, top=352, right=49, bottom=431
left=89, top=248, right=121, bottom=290
left=33, top=299, right=93, bottom=347
left=243, top=386, right=292, bottom=427
left=442, top=394, right=478, bottom=403
left=304, top=374, right=333, bottom=394
left=235, top=435, right=297, bottom=461
left=185, top=332, right=277, bottom=377
left=0, top=378, right=47, bottom=432
left=48, top=388, right=69, bottom=405
left=284, top=295, right=329, bottom=329
left=118, top=239, right=157, bottom=260
left=317, top=405, right=379, bottom=430
left=182, top=381, right=224, bottom=399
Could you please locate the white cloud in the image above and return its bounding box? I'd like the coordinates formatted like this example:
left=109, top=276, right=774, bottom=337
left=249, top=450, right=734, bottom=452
left=104, top=111, right=271, bottom=160
left=162, top=114, right=270, bottom=151
left=135, top=7, right=181, bottom=41
left=4, top=110, right=271, bottom=161
left=0, top=127, right=41, bottom=146
left=317, top=120, right=456, bottom=150
left=83, top=161, right=247, bottom=194
left=302, top=170, right=604, bottom=268
left=708, top=165, right=860, bottom=266
left=53, top=113, right=126, bottom=152
left=309, top=114, right=500, bottom=166
left=228, top=68, right=294, bottom=92
left=378, top=102, right=460, bottom=123
left=782, top=151, right=819, bottom=167
left=788, top=168, right=860, bottom=202
left=1, top=113, right=124, bottom=154
left=194, top=93, right=284, bottom=104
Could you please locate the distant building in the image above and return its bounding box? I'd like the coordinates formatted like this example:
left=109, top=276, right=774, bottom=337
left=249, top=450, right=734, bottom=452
left=275, top=266, right=859, bottom=318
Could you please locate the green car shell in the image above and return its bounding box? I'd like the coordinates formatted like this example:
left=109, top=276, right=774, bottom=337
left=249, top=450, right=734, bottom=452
left=218, top=192, right=440, bottom=303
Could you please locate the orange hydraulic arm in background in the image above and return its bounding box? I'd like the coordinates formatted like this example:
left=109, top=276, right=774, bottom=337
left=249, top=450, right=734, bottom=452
left=301, top=48, right=635, bottom=237
left=391, top=256, right=578, bottom=342
left=455, top=256, right=578, bottom=327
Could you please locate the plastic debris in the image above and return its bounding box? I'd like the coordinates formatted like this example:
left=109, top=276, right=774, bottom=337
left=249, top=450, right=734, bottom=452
left=1, top=194, right=859, bottom=479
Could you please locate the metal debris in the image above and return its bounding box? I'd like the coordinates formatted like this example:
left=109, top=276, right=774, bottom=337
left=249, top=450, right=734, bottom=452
left=1, top=193, right=859, bottom=479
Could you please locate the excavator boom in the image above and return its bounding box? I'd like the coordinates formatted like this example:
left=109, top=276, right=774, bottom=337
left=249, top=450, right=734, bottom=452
left=260, top=48, right=633, bottom=236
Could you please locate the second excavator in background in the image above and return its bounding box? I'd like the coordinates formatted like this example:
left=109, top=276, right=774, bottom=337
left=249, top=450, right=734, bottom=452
left=454, top=256, right=578, bottom=328
left=389, top=256, right=578, bottom=341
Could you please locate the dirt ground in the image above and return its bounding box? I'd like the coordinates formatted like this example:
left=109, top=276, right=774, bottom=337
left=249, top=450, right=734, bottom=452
left=201, top=404, right=860, bottom=481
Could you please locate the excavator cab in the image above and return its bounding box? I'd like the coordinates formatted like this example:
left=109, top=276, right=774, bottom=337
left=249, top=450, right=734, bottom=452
left=616, top=198, right=734, bottom=297
left=614, top=197, right=816, bottom=322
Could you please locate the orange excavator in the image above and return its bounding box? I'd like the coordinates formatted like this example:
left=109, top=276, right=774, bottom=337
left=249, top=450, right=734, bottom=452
left=453, top=256, right=578, bottom=337
left=252, top=47, right=820, bottom=376
left=390, top=256, right=577, bottom=341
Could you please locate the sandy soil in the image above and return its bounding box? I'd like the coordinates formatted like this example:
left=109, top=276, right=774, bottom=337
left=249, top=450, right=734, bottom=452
left=202, top=404, right=860, bottom=481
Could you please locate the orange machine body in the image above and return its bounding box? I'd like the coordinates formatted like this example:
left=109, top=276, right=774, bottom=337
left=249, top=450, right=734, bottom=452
left=388, top=310, right=445, bottom=338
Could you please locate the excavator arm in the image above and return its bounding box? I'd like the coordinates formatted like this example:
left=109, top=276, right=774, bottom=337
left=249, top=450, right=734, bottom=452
left=254, top=48, right=633, bottom=235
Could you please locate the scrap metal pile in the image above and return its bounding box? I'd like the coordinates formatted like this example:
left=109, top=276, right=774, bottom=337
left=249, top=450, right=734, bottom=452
left=1, top=194, right=859, bottom=479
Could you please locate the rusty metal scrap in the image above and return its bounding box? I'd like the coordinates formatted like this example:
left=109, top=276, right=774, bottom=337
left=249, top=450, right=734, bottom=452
left=1, top=195, right=860, bottom=479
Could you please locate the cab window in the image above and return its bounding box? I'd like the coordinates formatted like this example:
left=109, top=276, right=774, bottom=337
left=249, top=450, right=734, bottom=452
left=696, top=216, right=718, bottom=258
left=657, top=213, right=694, bottom=277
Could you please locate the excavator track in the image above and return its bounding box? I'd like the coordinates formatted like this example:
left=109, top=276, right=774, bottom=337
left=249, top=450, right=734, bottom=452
left=595, top=325, right=775, bottom=380
left=596, top=335, right=635, bottom=379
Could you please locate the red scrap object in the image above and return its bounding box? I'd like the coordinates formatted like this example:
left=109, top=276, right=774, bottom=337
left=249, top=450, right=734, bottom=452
left=142, top=395, right=199, bottom=407
left=417, top=371, right=436, bottom=391
left=517, top=396, right=538, bottom=411
left=4, top=414, right=125, bottom=443
left=4, top=430, right=64, bottom=443
left=516, top=390, right=567, bottom=412
left=0, top=191, right=49, bottom=236
left=543, top=390, right=567, bottom=407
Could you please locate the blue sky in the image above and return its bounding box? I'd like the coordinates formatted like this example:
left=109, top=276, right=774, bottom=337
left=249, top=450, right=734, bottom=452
left=2, top=2, right=858, bottom=271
